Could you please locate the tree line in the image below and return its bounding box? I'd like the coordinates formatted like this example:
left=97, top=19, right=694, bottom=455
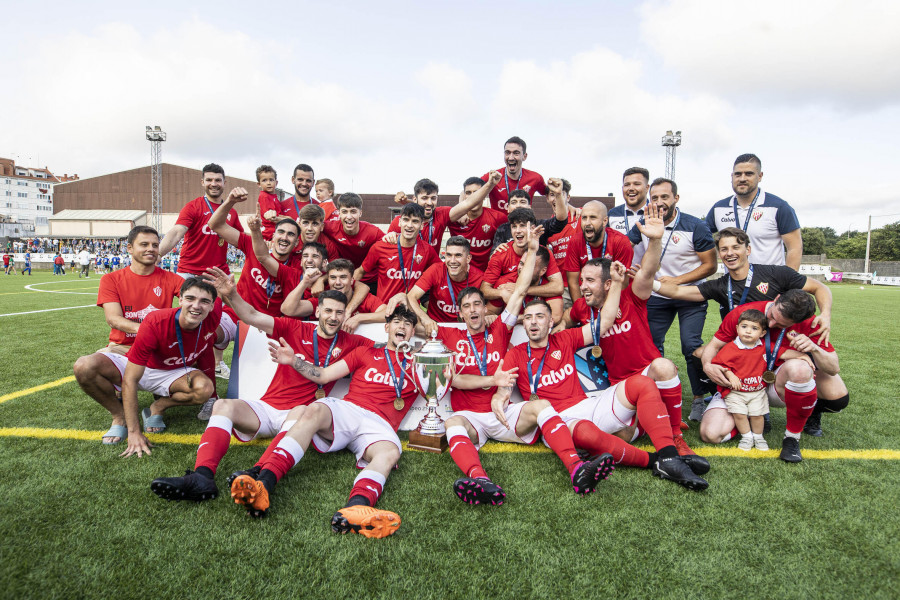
left=801, top=222, right=900, bottom=260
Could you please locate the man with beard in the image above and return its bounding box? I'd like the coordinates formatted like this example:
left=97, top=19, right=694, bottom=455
left=482, top=136, right=548, bottom=212
left=439, top=224, right=616, bottom=504
left=278, top=164, right=327, bottom=220
left=563, top=200, right=633, bottom=301
left=151, top=271, right=372, bottom=504
left=608, top=167, right=650, bottom=235
left=706, top=154, right=802, bottom=269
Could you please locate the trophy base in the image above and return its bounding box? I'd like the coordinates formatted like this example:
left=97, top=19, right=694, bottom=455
left=407, top=430, right=448, bottom=454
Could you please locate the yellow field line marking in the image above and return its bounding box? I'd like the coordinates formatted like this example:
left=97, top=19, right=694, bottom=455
left=0, top=426, right=898, bottom=459
left=0, top=376, right=75, bottom=404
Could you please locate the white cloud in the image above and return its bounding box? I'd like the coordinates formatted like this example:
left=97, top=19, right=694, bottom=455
left=640, top=0, right=900, bottom=110
left=415, top=62, right=477, bottom=122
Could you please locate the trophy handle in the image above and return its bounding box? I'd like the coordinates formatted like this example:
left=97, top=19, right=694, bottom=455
left=394, top=340, right=417, bottom=388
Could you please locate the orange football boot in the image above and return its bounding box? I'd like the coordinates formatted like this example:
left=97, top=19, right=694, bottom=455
left=331, top=505, right=401, bottom=538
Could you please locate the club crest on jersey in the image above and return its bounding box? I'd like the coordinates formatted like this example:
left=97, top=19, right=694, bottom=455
left=482, top=224, right=491, bottom=233
left=787, top=331, right=798, bottom=339
left=551, top=350, right=562, bottom=360
left=331, top=348, right=342, bottom=358
left=670, top=234, right=681, bottom=245
left=153, top=286, right=162, bottom=297
left=358, top=241, right=366, bottom=247
left=756, top=282, right=769, bottom=294
left=523, top=185, right=532, bottom=192
left=415, top=254, right=423, bottom=263
left=487, top=334, right=494, bottom=343
left=753, top=211, right=763, bottom=221
left=617, top=308, right=623, bottom=319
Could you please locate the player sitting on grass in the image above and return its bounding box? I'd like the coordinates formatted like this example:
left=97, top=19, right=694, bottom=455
left=710, top=308, right=811, bottom=451
left=150, top=267, right=371, bottom=503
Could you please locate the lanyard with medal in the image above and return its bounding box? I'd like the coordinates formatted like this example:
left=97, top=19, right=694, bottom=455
left=526, top=341, right=551, bottom=401
left=384, top=347, right=407, bottom=410
left=658, top=209, right=682, bottom=261
left=421, top=218, right=434, bottom=248
left=445, top=266, right=468, bottom=321
left=291, top=195, right=302, bottom=219
left=726, top=265, right=754, bottom=312
left=203, top=196, right=226, bottom=247
left=174, top=308, right=202, bottom=387
left=732, top=188, right=761, bottom=232
left=504, top=167, right=521, bottom=200
left=397, top=236, right=418, bottom=293
left=588, top=307, right=603, bottom=358
left=312, top=331, right=340, bottom=399
left=763, top=328, right=786, bottom=384
left=586, top=230, right=608, bottom=263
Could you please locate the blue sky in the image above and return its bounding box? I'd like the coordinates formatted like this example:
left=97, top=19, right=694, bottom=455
left=3, top=0, right=899, bottom=231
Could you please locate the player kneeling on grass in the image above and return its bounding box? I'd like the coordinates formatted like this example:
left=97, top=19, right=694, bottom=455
left=150, top=268, right=372, bottom=503
left=710, top=308, right=812, bottom=451
left=224, top=305, right=419, bottom=537
left=78, top=278, right=219, bottom=458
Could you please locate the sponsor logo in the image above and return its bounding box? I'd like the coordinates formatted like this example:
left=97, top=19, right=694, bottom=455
left=550, top=423, right=564, bottom=434
left=453, top=340, right=500, bottom=367
left=301, top=339, right=312, bottom=345
left=251, top=268, right=282, bottom=293
left=471, top=238, right=491, bottom=248
left=124, top=303, right=160, bottom=322
left=756, top=282, right=769, bottom=294
left=197, top=443, right=208, bottom=451
left=436, top=300, right=460, bottom=314
left=538, top=363, right=575, bottom=387
left=162, top=344, right=208, bottom=366
left=656, top=414, right=668, bottom=419
left=153, top=286, right=162, bottom=297
left=200, top=224, right=219, bottom=237
left=551, top=350, right=562, bottom=360
left=364, top=367, right=410, bottom=389
left=385, top=268, right=424, bottom=280
left=365, top=485, right=379, bottom=493
left=204, top=332, right=214, bottom=340
left=450, top=441, right=464, bottom=452
left=601, top=320, right=633, bottom=338
left=373, top=355, right=383, bottom=361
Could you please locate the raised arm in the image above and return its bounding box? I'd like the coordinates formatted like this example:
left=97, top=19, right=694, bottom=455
left=631, top=202, right=665, bottom=300
left=505, top=223, right=539, bottom=319
left=546, top=178, right=569, bottom=223
left=202, top=267, right=275, bottom=334
left=158, top=224, right=188, bottom=258
left=449, top=170, right=501, bottom=222
left=246, top=207, right=280, bottom=277
left=269, top=337, right=351, bottom=384
left=207, top=188, right=247, bottom=247
left=279, top=269, right=318, bottom=318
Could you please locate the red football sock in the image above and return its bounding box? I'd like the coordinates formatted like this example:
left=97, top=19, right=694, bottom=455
left=572, top=421, right=650, bottom=467
left=720, top=427, right=739, bottom=443
left=627, top=375, right=675, bottom=451
left=254, top=431, right=287, bottom=468
left=448, top=433, right=488, bottom=479
left=348, top=470, right=385, bottom=507
left=538, top=410, right=581, bottom=475
left=261, top=436, right=304, bottom=482
left=784, top=380, right=818, bottom=435
left=194, top=418, right=232, bottom=474
left=656, top=376, right=684, bottom=437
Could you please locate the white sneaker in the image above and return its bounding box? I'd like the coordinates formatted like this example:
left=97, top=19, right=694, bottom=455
left=754, top=436, right=769, bottom=451
left=198, top=397, right=216, bottom=421
left=738, top=435, right=754, bottom=451
left=215, top=361, right=230, bottom=380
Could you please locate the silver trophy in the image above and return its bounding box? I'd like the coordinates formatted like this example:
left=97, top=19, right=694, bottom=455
left=396, top=331, right=457, bottom=452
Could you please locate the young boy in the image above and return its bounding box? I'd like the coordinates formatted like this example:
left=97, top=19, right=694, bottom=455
left=256, top=165, right=282, bottom=241
left=711, top=308, right=801, bottom=451
left=314, top=178, right=338, bottom=220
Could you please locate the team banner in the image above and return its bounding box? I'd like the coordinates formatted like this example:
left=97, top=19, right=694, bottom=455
left=234, top=322, right=610, bottom=431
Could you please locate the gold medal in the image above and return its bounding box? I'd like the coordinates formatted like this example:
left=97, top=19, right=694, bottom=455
left=529, top=393, right=539, bottom=402
left=394, top=396, right=404, bottom=411
left=762, top=370, right=776, bottom=384
left=218, top=238, right=225, bottom=247
left=591, top=345, right=602, bottom=358
left=315, top=387, right=325, bottom=400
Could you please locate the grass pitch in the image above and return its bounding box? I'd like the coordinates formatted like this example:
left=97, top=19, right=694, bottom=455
left=0, top=271, right=898, bottom=600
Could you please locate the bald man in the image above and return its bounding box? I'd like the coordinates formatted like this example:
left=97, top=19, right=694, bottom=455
left=563, top=201, right=634, bottom=301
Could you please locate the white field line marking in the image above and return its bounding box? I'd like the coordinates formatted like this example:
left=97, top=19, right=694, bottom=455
left=23, top=281, right=98, bottom=296
left=0, top=305, right=95, bottom=317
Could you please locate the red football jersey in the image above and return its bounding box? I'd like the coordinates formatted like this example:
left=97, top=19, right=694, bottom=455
left=97, top=267, right=183, bottom=345
left=283, top=197, right=337, bottom=222
left=260, top=319, right=373, bottom=410
left=484, top=243, right=560, bottom=286
left=562, top=227, right=633, bottom=274
left=388, top=206, right=452, bottom=255
left=711, top=340, right=788, bottom=396
left=307, top=290, right=384, bottom=319
left=714, top=301, right=835, bottom=362
left=490, top=271, right=561, bottom=309
left=569, top=287, right=660, bottom=383
left=437, top=318, right=514, bottom=412
left=174, top=196, right=244, bottom=275
left=360, top=240, right=440, bottom=302
left=547, top=214, right=581, bottom=267
left=340, top=346, right=420, bottom=431
left=448, top=207, right=507, bottom=272
left=414, top=263, right=486, bottom=322
left=483, top=168, right=548, bottom=212
left=235, top=234, right=304, bottom=317
left=322, top=220, right=385, bottom=268
left=126, top=303, right=222, bottom=371
left=258, top=190, right=282, bottom=241
left=506, top=328, right=586, bottom=412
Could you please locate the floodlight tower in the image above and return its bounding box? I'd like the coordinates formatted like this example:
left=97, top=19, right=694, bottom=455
left=661, top=130, right=682, bottom=180
left=145, top=125, right=166, bottom=232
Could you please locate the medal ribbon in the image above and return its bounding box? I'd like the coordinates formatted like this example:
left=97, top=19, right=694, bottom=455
left=313, top=331, right=340, bottom=395
left=383, top=347, right=407, bottom=400
left=764, top=328, right=787, bottom=372
left=504, top=167, right=521, bottom=199
left=726, top=265, right=754, bottom=312
left=445, top=266, right=468, bottom=312
left=174, top=308, right=202, bottom=379
left=466, top=330, right=489, bottom=376
left=589, top=307, right=601, bottom=346
left=526, top=341, right=551, bottom=396
left=397, top=236, right=419, bottom=293
left=732, top=188, right=761, bottom=232
left=585, top=232, right=608, bottom=263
